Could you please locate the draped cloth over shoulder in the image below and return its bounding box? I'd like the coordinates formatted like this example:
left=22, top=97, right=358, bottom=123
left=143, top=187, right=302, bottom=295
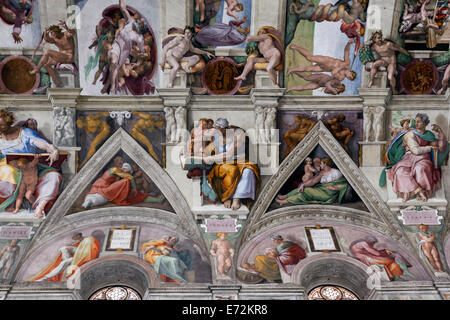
left=26, top=237, right=100, bottom=282
left=140, top=239, right=190, bottom=283
left=284, top=177, right=348, bottom=205
left=208, top=162, right=260, bottom=208
left=87, top=167, right=148, bottom=206
left=246, top=26, right=284, bottom=71
left=253, top=255, right=282, bottom=282
left=275, top=241, right=306, bottom=274
left=380, top=129, right=449, bottom=197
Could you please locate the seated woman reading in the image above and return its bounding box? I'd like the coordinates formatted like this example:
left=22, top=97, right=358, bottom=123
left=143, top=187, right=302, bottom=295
left=275, top=158, right=348, bottom=206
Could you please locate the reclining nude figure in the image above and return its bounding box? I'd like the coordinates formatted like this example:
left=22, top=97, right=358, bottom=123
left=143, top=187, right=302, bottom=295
left=287, top=40, right=357, bottom=82
left=286, top=71, right=346, bottom=95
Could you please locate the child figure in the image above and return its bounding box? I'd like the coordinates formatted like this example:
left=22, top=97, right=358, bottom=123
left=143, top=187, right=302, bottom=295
left=118, top=58, right=138, bottom=88
left=132, top=163, right=151, bottom=194
left=187, top=118, right=214, bottom=156
left=195, top=0, right=206, bottom=23
left=0, top=240, right=20, bottom=280
left=302, top=157, right=317, bottom=182
left=210, top=232, right=234, bottom=276
left=390, top=118, right=411, bottom=137
left=313, top=157, right=322, bottom=172
left=12, top=155, right=40, bottom=215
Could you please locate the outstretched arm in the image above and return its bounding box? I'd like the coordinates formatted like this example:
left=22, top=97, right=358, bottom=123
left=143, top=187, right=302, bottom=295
left=226, top=6, right=239, bottom=21
left=246, top=34, right=268, bottom=43
left=325, top=81, right=340, bottom=95
left=189, top=43, right=214, bottom=58
left=32, top=139, right=59, bottom=167
left=59, top=20, right=76, bottom=36
left=119, top=0, right=132, bottom=22
left=344, top=39, right=355, bottom=64
left=31, top=154, right=40, bottom=167
left=392, top=42, right=410, bottom=55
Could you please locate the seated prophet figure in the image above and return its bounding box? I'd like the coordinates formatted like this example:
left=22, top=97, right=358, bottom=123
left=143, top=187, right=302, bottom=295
left=202, top=118, right=260, bottom=210
left=381, top=113, right=448, bottom=202
left=0, top=109, right=62, bottom=218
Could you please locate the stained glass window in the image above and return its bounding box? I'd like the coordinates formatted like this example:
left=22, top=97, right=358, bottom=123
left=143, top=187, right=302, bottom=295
left=89, top=286, right=141, bottom=300
left=307, top=285, right=358, bottom=300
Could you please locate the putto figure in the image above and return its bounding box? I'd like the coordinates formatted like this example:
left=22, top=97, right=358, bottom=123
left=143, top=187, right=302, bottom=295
left=10, top=154, right=39, bottom=214
left=210, top=232, right=234, bottom=277
left=0, top=239, right=20, bottom=279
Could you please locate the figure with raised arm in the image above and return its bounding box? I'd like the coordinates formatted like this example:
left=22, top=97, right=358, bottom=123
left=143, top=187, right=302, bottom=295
left=102, top=0, right=149, bottom=94
left=30, top=21, right=76, bottom=88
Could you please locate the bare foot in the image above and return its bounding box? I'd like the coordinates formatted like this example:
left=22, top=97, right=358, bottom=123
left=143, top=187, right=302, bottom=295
left=167, top=82, right=174, bottom=89
left=235, top=75, right=246, bottom=81
left=224, top=199, right=232, bottom=209
left=231, top=198, right=241, bottom=210
left=417, top=191, right=427, bottom=202
left=367, top=80, right=373, bottom=88
left=33, top=202, right=46, bottom=219
left=275, top=198, right=288, bottom=205
left=29, top=69, right=38, bottom=75
left=11, top=209, right=19, bottom=214
left=273, top=83, right=280, bottom=88
left=402, top=192, right=408, bottom=203
left=34, top=209, right=44, bottom=219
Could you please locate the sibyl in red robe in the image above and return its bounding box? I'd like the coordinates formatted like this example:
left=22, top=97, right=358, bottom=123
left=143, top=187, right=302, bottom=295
left=26, top=237, right=100, bottom=282
left=88, top=167, right=148, bottom=206
left=275, top=241, right=307, bottom=274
